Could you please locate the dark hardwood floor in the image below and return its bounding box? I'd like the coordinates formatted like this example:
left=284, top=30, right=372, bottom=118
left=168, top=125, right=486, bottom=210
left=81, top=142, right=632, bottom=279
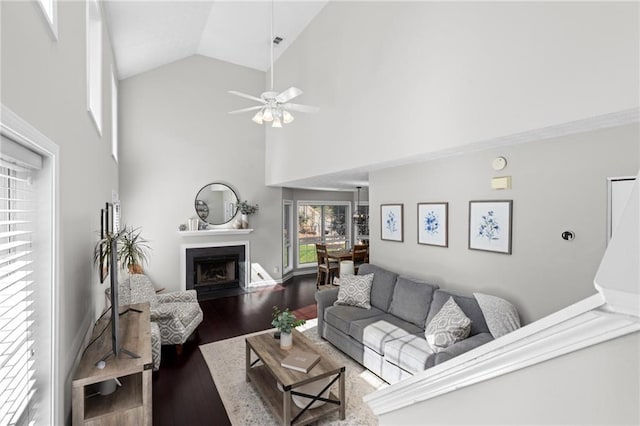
left=152, top=274, right=319, bottom=426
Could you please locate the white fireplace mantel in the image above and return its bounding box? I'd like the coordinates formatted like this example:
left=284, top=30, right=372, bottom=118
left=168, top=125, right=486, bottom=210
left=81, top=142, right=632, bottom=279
left=178, top=229, right=253, bottom=237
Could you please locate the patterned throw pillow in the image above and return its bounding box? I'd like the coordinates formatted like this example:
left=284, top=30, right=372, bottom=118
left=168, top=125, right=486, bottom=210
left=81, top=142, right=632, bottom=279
left=425, top=297, right=471, bottom=352
left=333, top=273, right=374, bottom=309
left=473, top=293, right=521, bottom=338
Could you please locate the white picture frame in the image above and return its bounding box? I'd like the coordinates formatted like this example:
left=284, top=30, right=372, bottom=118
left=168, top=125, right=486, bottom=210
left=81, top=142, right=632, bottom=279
left=469, top=200, right=513, bottom=254
left=381, top=204, right=403, bottom=242
left=418, top=202, right=448, bottom=247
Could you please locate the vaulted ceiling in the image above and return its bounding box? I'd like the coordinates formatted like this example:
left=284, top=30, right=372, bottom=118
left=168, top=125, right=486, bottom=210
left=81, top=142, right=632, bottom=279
left=103, top=1, right=328, bottom=80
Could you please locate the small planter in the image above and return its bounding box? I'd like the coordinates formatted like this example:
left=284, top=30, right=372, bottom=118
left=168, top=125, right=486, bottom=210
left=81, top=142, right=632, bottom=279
left=280, top=332, right=292, bottom=350
left=241, top=214, right=249, bottom=229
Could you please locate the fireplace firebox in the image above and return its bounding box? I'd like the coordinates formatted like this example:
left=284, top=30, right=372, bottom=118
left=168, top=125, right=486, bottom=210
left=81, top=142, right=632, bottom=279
left=185, top=245, right=246, bottom=300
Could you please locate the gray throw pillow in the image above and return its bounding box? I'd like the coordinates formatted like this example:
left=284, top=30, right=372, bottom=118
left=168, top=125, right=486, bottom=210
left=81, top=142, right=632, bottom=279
left=473, top=293, right=520, bottom=338
left=334, top=273, right=374, bottom=309
left=388, top=276, right=438, bottom=328
left=425, top=297, right=471, bottom=352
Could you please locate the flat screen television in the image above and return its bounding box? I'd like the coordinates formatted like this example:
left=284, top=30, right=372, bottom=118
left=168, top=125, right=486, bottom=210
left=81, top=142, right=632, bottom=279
left=99, top=203, right=139, bottom=364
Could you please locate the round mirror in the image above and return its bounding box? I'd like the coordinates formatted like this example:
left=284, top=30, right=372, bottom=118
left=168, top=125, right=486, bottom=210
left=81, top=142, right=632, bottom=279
left=194, top=183, right=239, bottom=225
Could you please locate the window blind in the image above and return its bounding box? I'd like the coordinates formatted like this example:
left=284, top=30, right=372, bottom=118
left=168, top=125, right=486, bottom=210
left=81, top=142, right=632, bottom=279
left=0, top=136, right=40, bottom=425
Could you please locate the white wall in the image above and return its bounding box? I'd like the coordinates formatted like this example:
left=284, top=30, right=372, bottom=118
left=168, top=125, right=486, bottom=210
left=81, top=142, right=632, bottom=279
left=378, top=332, right=640, bottom=425
left=119, top=55, right=285, bottom=290
left=1, top=1, right=118, bottom=423
left=266, top=1, right=639, bottom=186
left=368, top=124, right=638, bottom=324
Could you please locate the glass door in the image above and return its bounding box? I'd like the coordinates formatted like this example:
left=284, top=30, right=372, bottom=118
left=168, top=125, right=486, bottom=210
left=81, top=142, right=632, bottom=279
left=283, top=200, right=293, bottom=274
left=297, top=202, right=351, bottom=267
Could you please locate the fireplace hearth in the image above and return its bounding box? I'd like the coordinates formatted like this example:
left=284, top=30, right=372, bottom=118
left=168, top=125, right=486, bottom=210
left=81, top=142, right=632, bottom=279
left=185, top=245, right=246, bottom=300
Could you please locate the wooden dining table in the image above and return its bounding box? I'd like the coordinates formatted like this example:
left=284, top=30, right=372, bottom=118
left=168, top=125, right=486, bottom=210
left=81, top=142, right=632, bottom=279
left=327, top=249, right=352, bottom=262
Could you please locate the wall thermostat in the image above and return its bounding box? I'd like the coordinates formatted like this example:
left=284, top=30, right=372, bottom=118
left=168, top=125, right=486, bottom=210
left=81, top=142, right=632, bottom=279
left=562, top=230, right=575, bottom=241
left=492, top=156, right=507, bottom=171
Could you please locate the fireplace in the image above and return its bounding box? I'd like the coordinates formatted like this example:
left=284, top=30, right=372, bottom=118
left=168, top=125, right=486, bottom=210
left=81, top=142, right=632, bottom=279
left=185, top=245, right=246, bottom=300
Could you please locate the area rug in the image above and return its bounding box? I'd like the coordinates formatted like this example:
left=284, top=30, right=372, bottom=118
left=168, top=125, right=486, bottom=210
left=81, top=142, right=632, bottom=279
left=199, top=320, right=387, bottom=425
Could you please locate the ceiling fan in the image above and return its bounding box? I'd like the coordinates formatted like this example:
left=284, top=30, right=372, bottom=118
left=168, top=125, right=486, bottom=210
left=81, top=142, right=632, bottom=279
left=228, top=1, right=319, bottom=127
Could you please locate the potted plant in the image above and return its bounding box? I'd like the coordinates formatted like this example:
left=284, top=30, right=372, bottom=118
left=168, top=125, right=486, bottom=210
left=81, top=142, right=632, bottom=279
left=93, top=228, right=123, bottom=283
left=93, top=226, right=151, bottom=278
left=271, top=306, right=306, bottom=350
left=236, top=200, right=259, bottom=229
left=118, top=226, right=151, bottom=274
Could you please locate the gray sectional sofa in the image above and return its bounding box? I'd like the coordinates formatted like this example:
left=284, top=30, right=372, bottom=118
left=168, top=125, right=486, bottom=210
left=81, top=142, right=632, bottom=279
left=315, top=264, right=495, bottom=384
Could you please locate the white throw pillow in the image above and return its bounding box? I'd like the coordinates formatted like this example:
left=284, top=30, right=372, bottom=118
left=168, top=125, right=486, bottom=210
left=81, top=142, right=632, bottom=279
left=333, top=273, right=374, bottom=309
left=425, top=297, right=471, bottom=352
left=473, top=293, right=521, bottom=338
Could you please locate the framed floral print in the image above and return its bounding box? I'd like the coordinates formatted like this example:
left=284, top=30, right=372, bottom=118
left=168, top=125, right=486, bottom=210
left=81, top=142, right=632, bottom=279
left=418, top=202, right=448, bottom=247
left=381, top=204, right=403, bottom=242
left=468, top=200, right=513, bottom=254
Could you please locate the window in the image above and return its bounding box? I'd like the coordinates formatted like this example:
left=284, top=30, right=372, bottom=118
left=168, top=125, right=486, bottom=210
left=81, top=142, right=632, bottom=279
left=1, top=106, right=58, bottom=425
left=36, top=0, right=58, bottom=39
left=111, top=69, right=118, bottom=162
left=283, top=201, right=293, bottom=274
left=0, top=136, right=43, bottom=425
left=297, top=202, right=350, bottom=267
left=87, top=0, right=102, bottom=134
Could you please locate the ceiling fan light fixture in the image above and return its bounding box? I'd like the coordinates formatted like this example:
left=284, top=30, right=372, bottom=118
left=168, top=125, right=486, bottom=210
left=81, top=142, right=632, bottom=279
left=227, top=0, right=317, bottom=126
left=282, top=110, right=294, bottom=124
left=252, top=109, right=264, bottom=124
left=262, top=107, right=274, bottom=122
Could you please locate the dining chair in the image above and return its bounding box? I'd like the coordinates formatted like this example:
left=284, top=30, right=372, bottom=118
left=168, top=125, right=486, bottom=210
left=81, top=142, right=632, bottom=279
left=315, top=243, right=339, bottom=288
left=352, top=244, right=369, bottom=274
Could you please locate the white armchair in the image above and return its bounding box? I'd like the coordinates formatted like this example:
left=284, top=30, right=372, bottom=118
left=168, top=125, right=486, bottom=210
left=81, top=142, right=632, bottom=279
left=109, top=274, right=203, bottom=348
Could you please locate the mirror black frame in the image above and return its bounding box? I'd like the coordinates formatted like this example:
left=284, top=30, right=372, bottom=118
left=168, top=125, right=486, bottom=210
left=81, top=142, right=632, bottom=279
left=194, top=182, right=240, bottom=226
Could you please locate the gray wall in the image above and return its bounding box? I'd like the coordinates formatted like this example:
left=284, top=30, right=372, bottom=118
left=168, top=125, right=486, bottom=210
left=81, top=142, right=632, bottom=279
left=119, top=55, right=284, bottom=289
left=379, top=332, right=640, bottom=425
left=369, top=124, right=639, bottom=324
left=1, top=1, right=118, bottom=423
left=266, top=1, right=639, bottom=187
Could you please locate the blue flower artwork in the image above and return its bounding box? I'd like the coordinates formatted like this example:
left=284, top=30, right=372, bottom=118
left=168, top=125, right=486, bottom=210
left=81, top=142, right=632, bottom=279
left=477, top=210, right=500, bottom=241
left=469, top=201, right=512, bottom=254
left=424, top=211, right=439, bottom=235
left=418, top=203, right=448, bottom=247
left=381, top=204, right=403, bottom=242
left=385, top=211, right=398, bottom=233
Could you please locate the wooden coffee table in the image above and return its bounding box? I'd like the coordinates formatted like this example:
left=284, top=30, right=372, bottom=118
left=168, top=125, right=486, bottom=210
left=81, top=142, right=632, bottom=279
left=245, top=329, right=346, bottom=425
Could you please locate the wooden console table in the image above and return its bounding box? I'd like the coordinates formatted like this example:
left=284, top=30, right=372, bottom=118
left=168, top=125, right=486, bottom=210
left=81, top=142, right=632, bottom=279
left=72, top=303, right=153, bottom=426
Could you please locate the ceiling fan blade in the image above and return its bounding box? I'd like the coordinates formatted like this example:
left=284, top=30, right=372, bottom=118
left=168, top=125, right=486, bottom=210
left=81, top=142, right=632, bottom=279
left=284, top=103, right=320, bottom=113
left=276, top=87, right=303, bottom=103
left=228, top=90, right=266, bottom=104
left=229, top=105, right=264, bottom=114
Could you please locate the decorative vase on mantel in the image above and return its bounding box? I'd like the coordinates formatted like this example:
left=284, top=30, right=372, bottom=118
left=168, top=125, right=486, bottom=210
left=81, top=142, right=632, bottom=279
left=241, top=214, right=249, bottom=229
left=280, top=331, right=292, bottom=350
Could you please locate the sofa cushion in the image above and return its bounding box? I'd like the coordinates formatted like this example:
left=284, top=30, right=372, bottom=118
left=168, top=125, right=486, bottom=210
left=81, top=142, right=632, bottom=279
left=388, top=276, right=438, bottom=328
left=425, top=289, right=490, bottom=336
left=425, top=297, right=471, bottom=352
left=473, top=293, right=521, bottom=338
left=334, top=273, right=374, bottom=309
left=384, top=334, right=437, bottom=374
left=349, top=314, right=423, bottom=355
left=358, top=264, right=398, bottom=312
left=324, top=305, right=384, bottom=335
